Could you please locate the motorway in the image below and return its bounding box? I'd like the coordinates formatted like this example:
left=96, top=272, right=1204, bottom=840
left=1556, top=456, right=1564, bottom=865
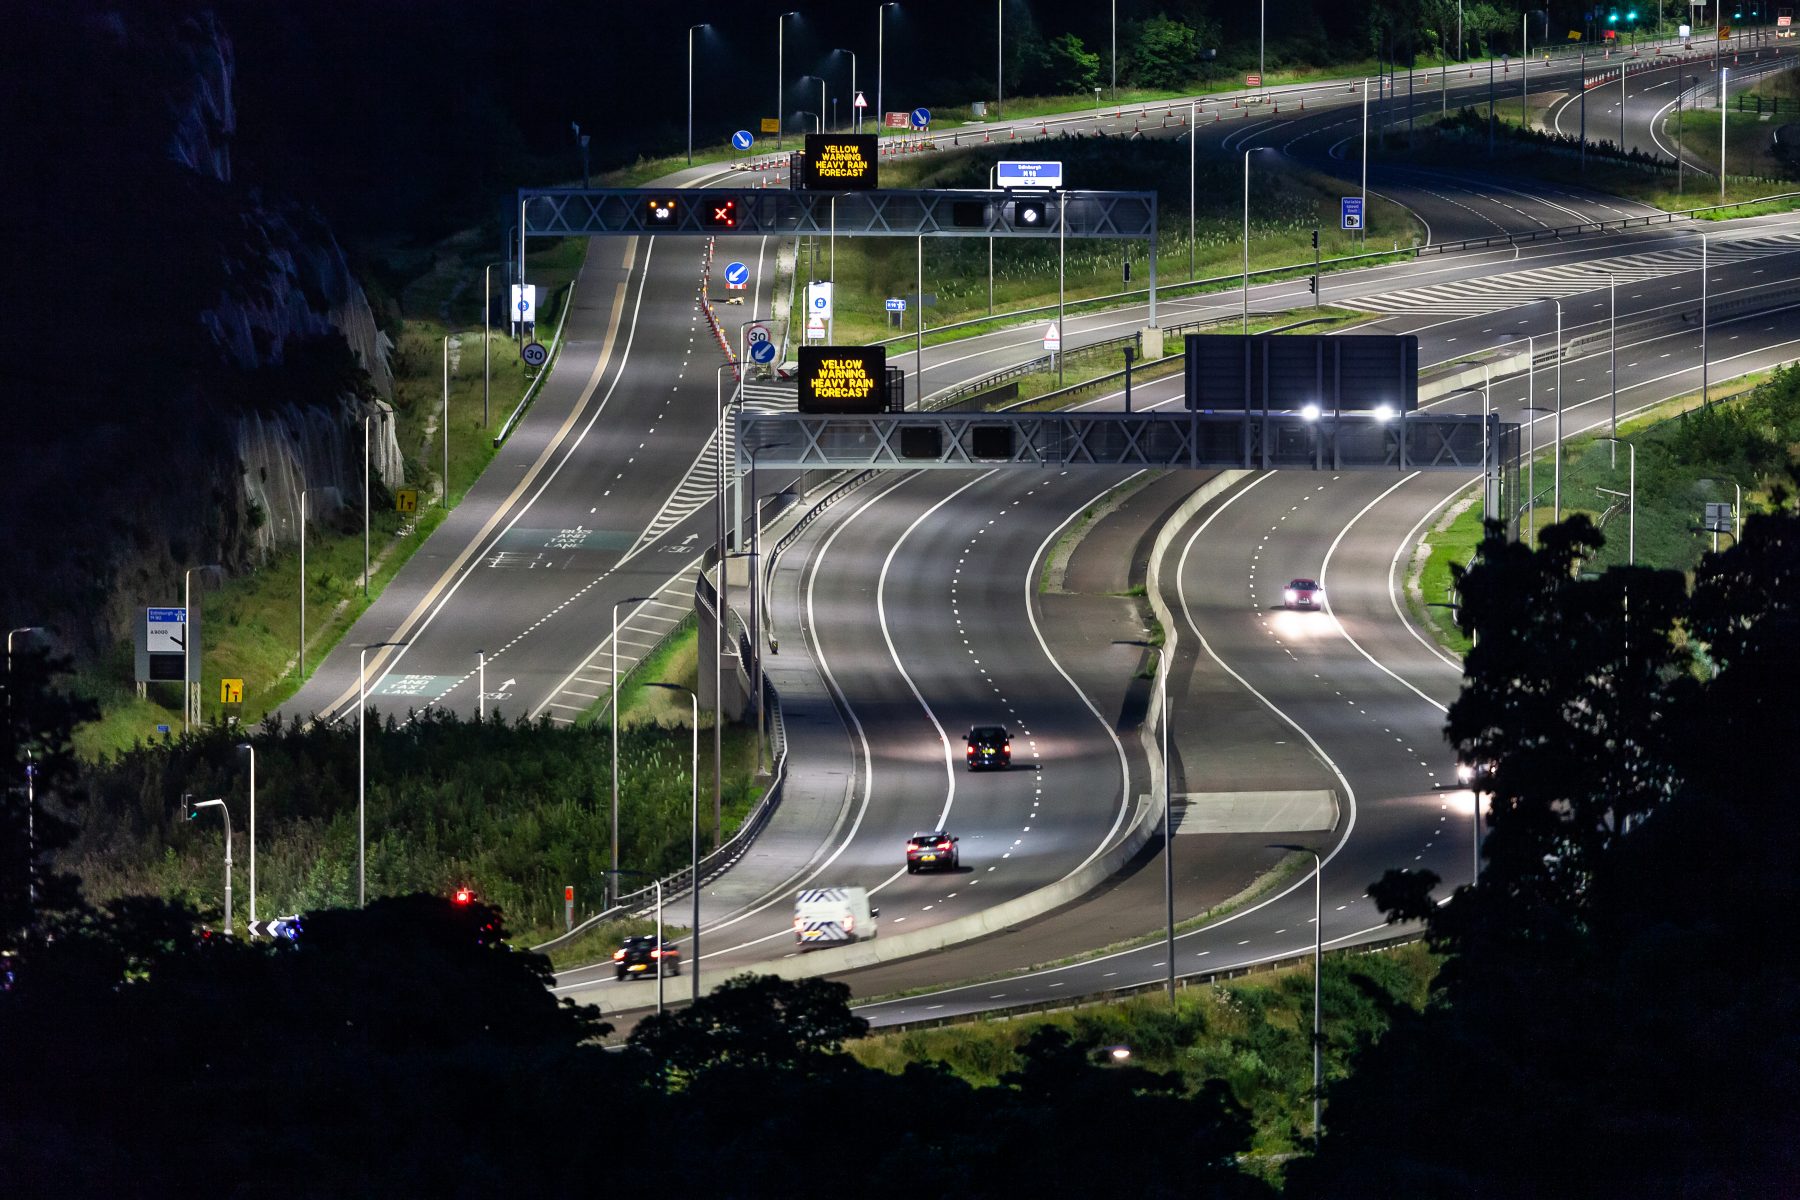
left=275, top=54, right=1800, bottom=1022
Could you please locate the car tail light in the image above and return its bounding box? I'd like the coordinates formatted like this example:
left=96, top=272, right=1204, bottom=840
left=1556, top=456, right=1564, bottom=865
left=651, top=948, right=662, bottom=958
left=612, top=949, right=625, bottom=961
left=938, top=840, right=952, bottom=850
left=843, top=916, right=855, bottom=932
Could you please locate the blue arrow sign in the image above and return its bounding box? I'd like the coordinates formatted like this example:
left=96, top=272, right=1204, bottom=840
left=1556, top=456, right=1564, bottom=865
left=911, top=107, right=931, bottom=129
left=750, top=339, right=777, bottom=364
left=725, top=262, right=749, bottom=287
left=731, top=129, right=754, bottom=150
left=1340, top=196, right=1365, bottom=231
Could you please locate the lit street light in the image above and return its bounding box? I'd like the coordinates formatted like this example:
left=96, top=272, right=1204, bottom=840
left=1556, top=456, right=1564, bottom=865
left=647, top=682, right=702, bottom=1004
left=1269, top=843, right=1324, bottom=1145
left=357, top=639, right=407, bottom=907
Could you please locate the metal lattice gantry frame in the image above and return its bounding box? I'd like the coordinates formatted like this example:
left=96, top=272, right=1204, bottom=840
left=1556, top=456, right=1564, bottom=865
left=736, top=410, right=1511, bottom=476
left=520, top=187, right=1157, bottom=240
left=518, top=186, right=1162, bottom=328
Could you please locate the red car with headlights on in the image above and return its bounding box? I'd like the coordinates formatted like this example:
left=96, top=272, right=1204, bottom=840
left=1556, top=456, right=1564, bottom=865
left=1284, top=579, right=1323, bottom=610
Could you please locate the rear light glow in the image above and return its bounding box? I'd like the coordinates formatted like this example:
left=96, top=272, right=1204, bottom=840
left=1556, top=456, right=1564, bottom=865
left=651, top=948, right=662, bottom=958
left=612, top=949, right=625, bottom=961
left=843, top=916, right=855, bottom=932
left=938, top=841, right=952, bottom=850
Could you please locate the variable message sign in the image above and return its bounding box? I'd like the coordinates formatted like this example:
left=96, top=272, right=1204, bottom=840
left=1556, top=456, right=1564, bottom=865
left=802, top=134, right=879, bottom=190
left=799, top=345, right=889, bottom=413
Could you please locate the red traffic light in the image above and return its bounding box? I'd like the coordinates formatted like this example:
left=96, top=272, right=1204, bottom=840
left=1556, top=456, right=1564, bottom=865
left=453, top=887, right=475, bottom=905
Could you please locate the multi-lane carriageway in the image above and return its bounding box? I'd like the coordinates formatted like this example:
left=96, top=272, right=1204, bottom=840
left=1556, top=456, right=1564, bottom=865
left=281, top=55, right=1800, bottom=1023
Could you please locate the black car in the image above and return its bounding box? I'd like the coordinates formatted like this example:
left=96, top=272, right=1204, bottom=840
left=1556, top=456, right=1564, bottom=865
left=966, top=725, right=1012, bottom=770
left=613, top=935, right=680, bottom=980
left=906, top=831, right=961, bottom=873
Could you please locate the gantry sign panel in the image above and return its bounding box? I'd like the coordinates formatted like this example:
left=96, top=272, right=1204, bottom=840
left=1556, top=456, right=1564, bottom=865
left=519, top=188, right=1158, bottom=240
left=737, top=411, right=1505, bottom=472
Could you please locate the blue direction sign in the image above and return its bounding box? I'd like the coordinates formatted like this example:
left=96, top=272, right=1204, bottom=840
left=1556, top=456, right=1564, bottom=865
left=731, top=129, right=754, bottom=150
left=910, top=107, right=931, bottom=129
left=997, top=160, right=1064, bottom=188
left=724, top=261, right=749, bottom=289
left=749, top=339, right=777, bottom=364
left=1340, top=196, right=1365, bottom=231
left=885, top=297, right=907, bottom=312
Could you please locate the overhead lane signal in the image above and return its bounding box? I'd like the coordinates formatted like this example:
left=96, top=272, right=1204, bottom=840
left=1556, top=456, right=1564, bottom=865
left=645, top=197, right=679, bottom=225
left=1012, top=199, right=1047, bottom=229
left=704, top=197, right=739, bottom=229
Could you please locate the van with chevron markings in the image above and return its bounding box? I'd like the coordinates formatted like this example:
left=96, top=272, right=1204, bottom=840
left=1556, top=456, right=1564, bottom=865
left=793, top=887, right=878, bottom=947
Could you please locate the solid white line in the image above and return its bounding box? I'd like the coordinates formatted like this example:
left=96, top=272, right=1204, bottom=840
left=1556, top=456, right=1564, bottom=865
left=1318, top=475, right=1451, bottom=715
left=350, top=238, right=660, bottom=714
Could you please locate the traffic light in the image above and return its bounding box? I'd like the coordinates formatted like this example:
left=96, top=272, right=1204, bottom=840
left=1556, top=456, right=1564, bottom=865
left=1123, top=259, right=1132, bottom=284
left=1607, top=10, right=1618, bottom=23
left=703, top=197, right=739, bottom=229
left=1311, top=228, right=1319, bottom=250
left=453, top=887, right=475, bottom=905
left=1308, top=276, right=1317, bottom=295
left=1012, top=199, right=1047, bottom=229
left=644, top=197, right=679, bottom=226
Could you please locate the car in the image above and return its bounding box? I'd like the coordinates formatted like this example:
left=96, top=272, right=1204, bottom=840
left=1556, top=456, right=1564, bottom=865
left=966, top=725, right=1012, bottom=770
left=613, top=935, right=680, bottom=980
left=1456, top=759, right=1495, bottom=787
left=1284, top=578, right=1324, bottom=610
left=906, top=831, right=961, bottom=873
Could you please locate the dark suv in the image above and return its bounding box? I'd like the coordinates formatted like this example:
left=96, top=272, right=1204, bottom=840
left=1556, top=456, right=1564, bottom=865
left=966, top=725, right=1012, bottom=770
left=906, top=831, right=961, bottom=873
left=613, top=935, right=680, bottom=980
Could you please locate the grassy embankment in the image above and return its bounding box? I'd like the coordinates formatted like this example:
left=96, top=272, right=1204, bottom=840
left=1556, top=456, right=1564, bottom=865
left=789, top=139, right=1423, bottom=349
left=63, top=607, right=761, bottom=948
left=852, top=942, right=1439, bottom=1182
left=1409, top=365, right=1793, bottom=653
left=73, top=237, right=588, bottom=759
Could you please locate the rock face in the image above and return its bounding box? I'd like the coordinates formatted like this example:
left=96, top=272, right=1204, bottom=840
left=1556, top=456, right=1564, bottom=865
left=164, top=12, right=399, bottom=554
left=0, top=7, right=403, bottom=647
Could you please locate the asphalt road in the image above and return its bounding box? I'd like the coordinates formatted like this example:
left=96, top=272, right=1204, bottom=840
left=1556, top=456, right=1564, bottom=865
left=267, top=68, right=1800, bottom=1020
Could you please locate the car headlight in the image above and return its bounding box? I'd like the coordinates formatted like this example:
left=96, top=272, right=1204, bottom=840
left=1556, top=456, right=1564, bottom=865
left=1284, top=589, right=1298, bottom=601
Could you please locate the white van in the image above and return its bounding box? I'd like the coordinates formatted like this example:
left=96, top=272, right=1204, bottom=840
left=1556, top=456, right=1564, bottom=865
left=793, top=887, right=878, bottom=946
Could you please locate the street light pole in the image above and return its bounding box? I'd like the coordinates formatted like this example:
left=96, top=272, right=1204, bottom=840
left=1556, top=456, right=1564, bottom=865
left=1189, top=99, right=1197, bottom=280
left=1702, top=232, right=1710, bottom=406
left=1603, top=437, right=1638, bottom=564
left=648, top=683, right=702, bottom=1004
left=610, top=595, right=649, bottom=904
left=182, top=564, right=221, bottom=733
left=687, top=24, right=706, bottom=166
left=1554, top=299, right=1564, bottom=521
left=1111, top=0, right=1118, bottom=99
left=1270, top=844, right=1324, bottom=1145
left=777, top=11, right=797, bottom=149
left=237, top=743, right=256, bottom=924
left=1360, top=80, right=1370, bottom=245
left=441, top=335, right=452, bottom=508
left=357, top=639, right=405, bottom=908
left=189, top=797, right=232, bottom=934
left=835, top=49, right=857, bottom=132
left=996, top=0, right=1004, bottom=116
left=877, top=3, right=898, bottom=129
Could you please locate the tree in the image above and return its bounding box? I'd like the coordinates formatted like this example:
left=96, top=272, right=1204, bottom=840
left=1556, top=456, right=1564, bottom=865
left=1297, top=504, right=1800, bottom=1197
left=1023, top=32, right=1101, bottom=94
left=1, top=643, right=95, bottom=956
left=1127, top=15, right=1199, bottom=90
left=628, top=973, right=869, bottom=1081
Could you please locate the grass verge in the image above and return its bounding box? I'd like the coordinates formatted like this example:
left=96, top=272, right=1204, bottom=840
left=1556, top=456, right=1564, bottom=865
left=71, top=236, right=587, bottom=758
left=791, top=139, right=1423, bottom=348
left=851, top=941, right=1439, bottom=1180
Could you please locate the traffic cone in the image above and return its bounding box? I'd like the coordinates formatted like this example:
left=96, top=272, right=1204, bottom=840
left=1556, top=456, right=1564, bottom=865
left=1010, top=127, right=1016, bottom=138
left=984, top=130, right=991, bottom=142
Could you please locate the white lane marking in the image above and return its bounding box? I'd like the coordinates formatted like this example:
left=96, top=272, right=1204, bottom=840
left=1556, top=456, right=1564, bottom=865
left=1318, top=475, right=1452, bottom=715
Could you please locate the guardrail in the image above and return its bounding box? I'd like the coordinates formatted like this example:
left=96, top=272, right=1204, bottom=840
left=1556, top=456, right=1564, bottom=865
left=1418, top=190, right=1800, bottom=255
